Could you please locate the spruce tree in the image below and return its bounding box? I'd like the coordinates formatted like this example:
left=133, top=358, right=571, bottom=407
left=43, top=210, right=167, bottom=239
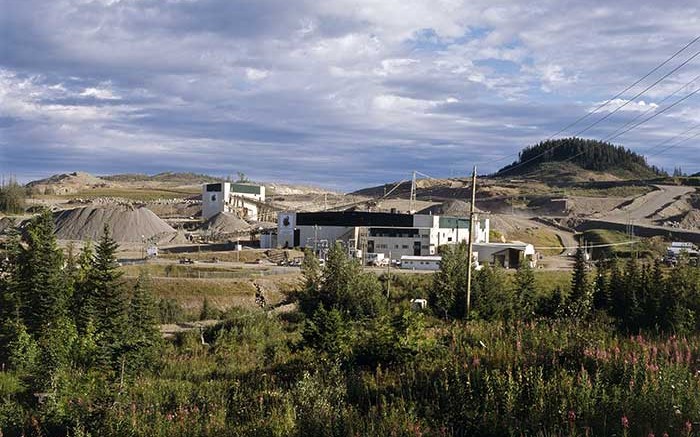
left=592, top=261, right=610, bottom=311
left=18, top=209, right=67, bottom=334
left=92, top=225, right=129, bottom=368
left=514, top=260, right=536, bottom=320
left=473, top=263, right=512, bottom=321
left=568, top=248, right=592, bottom=319
left=127, top=270, right=161, bottom=371
left=71, top=241, right=96, bottom=332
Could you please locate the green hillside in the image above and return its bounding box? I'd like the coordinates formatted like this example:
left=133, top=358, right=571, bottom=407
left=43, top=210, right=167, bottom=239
left=496, top=137, right=664, bottom=179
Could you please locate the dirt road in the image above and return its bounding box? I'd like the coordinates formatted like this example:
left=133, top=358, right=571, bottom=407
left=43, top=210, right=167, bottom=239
left=602, top=185, right=696, bottom=225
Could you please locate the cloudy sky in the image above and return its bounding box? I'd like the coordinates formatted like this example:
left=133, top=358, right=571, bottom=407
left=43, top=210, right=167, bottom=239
left=1, top=0, right=700, bottom=189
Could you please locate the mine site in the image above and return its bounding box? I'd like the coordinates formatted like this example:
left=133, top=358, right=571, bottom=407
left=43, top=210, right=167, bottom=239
left=3, top=138, right=700, bottom=315
left=4, top=2, right=700, bottom=435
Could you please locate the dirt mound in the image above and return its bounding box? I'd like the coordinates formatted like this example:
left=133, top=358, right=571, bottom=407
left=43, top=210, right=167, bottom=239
left=680, top=210, right=700, bottom=230
left=54, top=206, right=176, bottom=242
left=203, top=212, right=251, bottom=234
left=418, top=199, right=480, bottom=216
left=27, top=172, right=109, bottom=195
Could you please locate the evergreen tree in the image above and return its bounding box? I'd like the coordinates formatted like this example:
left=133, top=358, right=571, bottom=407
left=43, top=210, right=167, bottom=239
left=71, top=241, right=96, bottom=332
left=91, top=225, right=129, bottom=368
left=127, top=270, right=161, bottom=371
left=17, top=209, right=67, bottom=334
left=302, top=306, right=349, bottom=357
left=621, top=258, right=642, bottom=331
left=473, top=264, right=513, bottom=321
left=592, top=261, right=610, bottom=311
left=514, top=260, right=537, bottom=320
left=568, top=248, right=592, bottom=319
left=609, top=260, right=627, bottom=321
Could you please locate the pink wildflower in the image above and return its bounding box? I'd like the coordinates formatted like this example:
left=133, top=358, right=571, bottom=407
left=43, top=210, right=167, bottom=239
left=621, top=415, right=629, bottom=429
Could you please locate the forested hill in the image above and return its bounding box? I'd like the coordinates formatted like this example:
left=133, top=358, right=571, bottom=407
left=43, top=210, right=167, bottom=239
left=496, top=138, right=665, bottom=179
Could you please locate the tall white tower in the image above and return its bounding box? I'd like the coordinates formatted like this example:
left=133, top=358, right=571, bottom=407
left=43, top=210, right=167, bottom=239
left=202, top=182, right=231, bottom=220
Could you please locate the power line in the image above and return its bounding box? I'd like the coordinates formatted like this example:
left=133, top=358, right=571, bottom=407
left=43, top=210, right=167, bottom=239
left=546, top=35, right=700, bottom=140
left=486, top=34, right=700, bottom=172
left=604, top=72, right=700, bottom=140
left=535, top=240, right=640, bottom=250
left=605, top=84, right=700, bottom=142
left=571, top=50, right=700, bottom=138
left=499, top=50, right=700, bottom=176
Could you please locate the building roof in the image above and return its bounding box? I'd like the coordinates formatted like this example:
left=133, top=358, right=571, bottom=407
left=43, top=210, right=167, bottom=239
left=400, top=255, right=442, bottom=261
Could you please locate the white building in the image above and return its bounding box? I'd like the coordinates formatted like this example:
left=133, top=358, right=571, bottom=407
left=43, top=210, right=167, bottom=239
left=400, top=255, right=442, bottom=271
left=472, top=241, right=537, bottom=269
left=202, top=182, right=266, bottom=221
left=276, top=211, right=489, bottom=260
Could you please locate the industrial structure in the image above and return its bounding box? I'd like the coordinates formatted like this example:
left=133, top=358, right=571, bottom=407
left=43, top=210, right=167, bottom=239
left=201, top=182, right=266, bottom=221
left=271, top=210, right=490, bottom=261
left=473, top=242, right=537, bottom=269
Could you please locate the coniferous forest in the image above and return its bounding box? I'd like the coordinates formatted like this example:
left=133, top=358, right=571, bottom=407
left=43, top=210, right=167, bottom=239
left=2, top=217, right=700, bottom=436
left=497, top=137, right=665, bottom=177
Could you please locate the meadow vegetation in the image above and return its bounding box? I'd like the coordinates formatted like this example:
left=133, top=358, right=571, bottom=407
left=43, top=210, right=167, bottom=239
left=2, top=225, right=700, bottom=436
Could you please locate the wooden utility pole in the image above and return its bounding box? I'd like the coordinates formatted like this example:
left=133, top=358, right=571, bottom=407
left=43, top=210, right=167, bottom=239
left=466, top=166, right=477, bottom=318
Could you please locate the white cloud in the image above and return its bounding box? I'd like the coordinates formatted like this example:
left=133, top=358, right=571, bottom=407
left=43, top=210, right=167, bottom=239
left=3, top=0, right=700, bottom=187
left=80, top=86, right=120, bottom=100
left=245, top=68, right=269, bottom=81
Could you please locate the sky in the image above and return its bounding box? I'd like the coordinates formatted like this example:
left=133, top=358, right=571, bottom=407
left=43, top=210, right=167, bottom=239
left=1, top=0, right=700, bottom=190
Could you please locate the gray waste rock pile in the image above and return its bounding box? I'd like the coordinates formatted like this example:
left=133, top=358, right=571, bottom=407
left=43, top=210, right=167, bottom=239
left=54, top=205, right=176, bottom=242
left=203, top=212, right=251, bottom=234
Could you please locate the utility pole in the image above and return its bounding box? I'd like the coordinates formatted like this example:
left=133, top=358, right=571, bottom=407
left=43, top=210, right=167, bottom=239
left=386, top=250, right=391, bottom=298
left=466, top=166, right=477, bottom=318
left=409, top=171, right=417, bottom=213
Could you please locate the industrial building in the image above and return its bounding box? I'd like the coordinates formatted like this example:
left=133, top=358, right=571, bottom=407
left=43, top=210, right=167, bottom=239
left=473, top=242, right=536, bottom=269
left=273, top=210, right=490, bottom=260
left=202, top=182, right=266, bottom=221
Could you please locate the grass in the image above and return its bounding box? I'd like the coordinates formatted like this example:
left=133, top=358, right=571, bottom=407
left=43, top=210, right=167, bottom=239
left=507, top=227, right=563, bottom=256
left=55, top=186, right=199, bottom=201
left=583, top=229, right=667, bottom=259
left=159, top=249, right=305, bottom=264
left=565, top=184, right=653, bottom=198
left=119, top=262, right=270, bottom=279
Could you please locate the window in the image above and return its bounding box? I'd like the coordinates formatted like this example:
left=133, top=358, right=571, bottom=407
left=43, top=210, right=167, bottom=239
left=402, top=245, right=409, bottom=249
left=448, top=237, right=453, bottom=242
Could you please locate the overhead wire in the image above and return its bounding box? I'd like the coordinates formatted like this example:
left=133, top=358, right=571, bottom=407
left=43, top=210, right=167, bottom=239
left=484, top=34, right=700, bottom=173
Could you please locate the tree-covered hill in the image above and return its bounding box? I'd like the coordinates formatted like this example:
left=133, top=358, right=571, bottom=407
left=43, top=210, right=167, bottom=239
left=496, top=138, right=665, bottom=179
